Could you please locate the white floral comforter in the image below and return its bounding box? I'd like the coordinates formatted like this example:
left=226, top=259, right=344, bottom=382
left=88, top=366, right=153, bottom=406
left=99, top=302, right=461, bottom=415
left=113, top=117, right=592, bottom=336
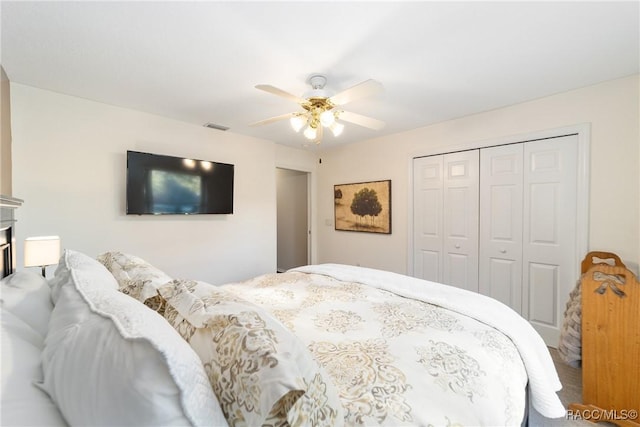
left=221, top=264, right=565, bottom=426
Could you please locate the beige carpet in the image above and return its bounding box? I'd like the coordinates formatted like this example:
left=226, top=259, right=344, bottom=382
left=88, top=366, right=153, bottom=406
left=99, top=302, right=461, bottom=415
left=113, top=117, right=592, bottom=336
left=528, top=348, right=617, bottom=426
left=528, top=347, right=590, bottom=426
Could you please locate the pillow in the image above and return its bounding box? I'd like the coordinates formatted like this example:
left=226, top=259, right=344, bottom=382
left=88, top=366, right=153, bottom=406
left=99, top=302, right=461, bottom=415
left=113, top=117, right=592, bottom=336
left=159, top=279, right=344, bottom=427
left=39, top=250, right=227, bottom=427
left=1, top=307, right=67, bottom=426
left=0, top=271, right=53, bottom=337
left=97, top=251, right=172, bottom=312
left=48, top=251, right=119, bottom=303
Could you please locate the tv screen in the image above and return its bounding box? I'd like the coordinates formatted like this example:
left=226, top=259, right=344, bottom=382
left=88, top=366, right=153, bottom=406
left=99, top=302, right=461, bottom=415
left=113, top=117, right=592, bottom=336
left=126, top=150, right=234, bottom=215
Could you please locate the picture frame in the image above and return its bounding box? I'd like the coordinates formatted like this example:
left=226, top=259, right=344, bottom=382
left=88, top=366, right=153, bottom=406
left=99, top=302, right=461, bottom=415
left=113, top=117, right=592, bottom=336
left=334, top=180, right=391, bottom=234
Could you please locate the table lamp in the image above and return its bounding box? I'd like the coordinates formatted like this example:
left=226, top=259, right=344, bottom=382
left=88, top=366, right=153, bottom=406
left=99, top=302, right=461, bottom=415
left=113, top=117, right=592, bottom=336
left=24, top=236, right=61, bottom=277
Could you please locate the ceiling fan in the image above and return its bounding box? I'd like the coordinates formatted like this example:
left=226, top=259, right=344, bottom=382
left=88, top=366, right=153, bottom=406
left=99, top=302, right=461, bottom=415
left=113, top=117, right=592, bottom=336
left=250, top=74, right=385, bottom=144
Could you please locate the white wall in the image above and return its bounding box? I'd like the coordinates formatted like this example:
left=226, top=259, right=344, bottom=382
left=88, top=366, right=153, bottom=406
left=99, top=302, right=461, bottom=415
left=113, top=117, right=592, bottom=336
left=11, top=76, right=639, bottom=281
left=316, top=75, right=640, bottom=274
left=11, top=83, right=316, bottom=283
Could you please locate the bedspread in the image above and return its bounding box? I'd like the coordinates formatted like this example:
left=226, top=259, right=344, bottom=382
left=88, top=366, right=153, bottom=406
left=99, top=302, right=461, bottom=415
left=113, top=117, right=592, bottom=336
left=221, top=264, right=564, bottom=426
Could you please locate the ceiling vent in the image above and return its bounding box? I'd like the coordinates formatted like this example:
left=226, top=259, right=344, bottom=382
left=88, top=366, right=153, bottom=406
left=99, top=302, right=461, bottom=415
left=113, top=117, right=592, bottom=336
left=203, top=122, right=229, bottom=131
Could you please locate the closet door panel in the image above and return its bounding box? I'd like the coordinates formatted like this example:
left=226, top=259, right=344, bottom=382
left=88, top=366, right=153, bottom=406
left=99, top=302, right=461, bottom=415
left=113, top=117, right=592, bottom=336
left=443, top=150, right=479, bottom=292
left=522, top=135, right=578, bottom=345
left=528, top=262, right=558, bottom=327
left=479, top=144, right=523, bottom=312
left=413, top=156, right=444, bottom=282
left=487, top=259, right=519, bottom=307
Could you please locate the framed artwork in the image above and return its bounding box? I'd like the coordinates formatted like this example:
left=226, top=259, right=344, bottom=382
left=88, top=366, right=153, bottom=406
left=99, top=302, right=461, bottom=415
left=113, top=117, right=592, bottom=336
left=334, top=180, right=391, bottom=234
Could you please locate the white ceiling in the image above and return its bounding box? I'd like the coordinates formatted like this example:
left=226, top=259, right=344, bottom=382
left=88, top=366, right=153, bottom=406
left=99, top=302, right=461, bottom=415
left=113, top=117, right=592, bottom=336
left=2, top=1, right=638, bottom=149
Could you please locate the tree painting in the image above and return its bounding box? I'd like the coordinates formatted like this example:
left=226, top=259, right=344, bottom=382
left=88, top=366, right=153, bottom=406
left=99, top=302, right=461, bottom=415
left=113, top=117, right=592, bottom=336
left=334, top=180, right=391, bottom=234
left=350, top=187, right=382, bottom=227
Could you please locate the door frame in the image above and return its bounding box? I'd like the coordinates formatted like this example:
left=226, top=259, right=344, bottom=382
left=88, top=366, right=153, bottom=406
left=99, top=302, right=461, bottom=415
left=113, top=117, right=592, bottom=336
left=407, top=123, right=590, bottom=279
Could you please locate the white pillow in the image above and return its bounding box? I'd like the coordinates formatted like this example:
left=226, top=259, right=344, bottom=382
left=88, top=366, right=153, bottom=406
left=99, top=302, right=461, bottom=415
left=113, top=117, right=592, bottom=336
left=39, top=250, right=228, bottom=427
left=1, top=307, right=67, bottom=427
left=48, top=250, right=119, bottom=303
left=0, top=271, right=53, bottom=337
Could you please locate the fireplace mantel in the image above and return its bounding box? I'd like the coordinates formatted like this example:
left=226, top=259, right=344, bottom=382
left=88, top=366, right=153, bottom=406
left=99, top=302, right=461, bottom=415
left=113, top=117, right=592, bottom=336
left=1, top=194, right=23, bottom=277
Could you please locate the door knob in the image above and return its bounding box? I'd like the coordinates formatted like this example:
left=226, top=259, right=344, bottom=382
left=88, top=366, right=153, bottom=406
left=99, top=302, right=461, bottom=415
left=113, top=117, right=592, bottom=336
left=500, top=249, right=507, bottom=253
left=455, top=244, right=461, bottom=249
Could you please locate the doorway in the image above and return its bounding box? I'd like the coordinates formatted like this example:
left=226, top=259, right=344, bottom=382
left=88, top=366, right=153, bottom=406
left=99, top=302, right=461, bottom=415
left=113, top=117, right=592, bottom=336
left=276, top=168, right=310, bottom=272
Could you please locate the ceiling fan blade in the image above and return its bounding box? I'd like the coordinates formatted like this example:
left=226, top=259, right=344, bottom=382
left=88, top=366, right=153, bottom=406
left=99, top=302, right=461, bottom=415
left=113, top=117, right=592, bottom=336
left=338, top=110, right=385, bottom=130
left=249, top=112, right=296, bottom=127
left=329, top=79, right=383, bottom=106
left=255, top=84, right=307, bottom=105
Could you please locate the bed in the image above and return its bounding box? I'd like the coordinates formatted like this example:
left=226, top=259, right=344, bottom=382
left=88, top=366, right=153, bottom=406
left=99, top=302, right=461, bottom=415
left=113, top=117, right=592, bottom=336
left=1, top=247, right=566, bottom=426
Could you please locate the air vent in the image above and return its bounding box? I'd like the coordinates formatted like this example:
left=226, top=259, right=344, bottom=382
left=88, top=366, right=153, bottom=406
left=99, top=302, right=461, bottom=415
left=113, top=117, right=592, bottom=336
left=203, top=122, right=229, bottom=131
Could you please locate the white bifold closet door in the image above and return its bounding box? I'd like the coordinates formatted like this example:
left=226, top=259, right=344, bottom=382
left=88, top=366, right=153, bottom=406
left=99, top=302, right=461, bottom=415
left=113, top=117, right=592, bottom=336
left=412, top=155, right=443, bottom=284
left=443, top=150, right=479, bottom=292
left=413, top=134, right=578, bottom=346
left=413, top=150, right=479, bottom=292
left=520, top=136, right=578, bottom=345
left=479, top=143, right=524, bottom=313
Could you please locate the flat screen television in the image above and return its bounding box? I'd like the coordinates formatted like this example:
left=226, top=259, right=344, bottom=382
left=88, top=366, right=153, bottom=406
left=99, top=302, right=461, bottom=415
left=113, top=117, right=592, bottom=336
left=126, top=150, right=234, bottom=215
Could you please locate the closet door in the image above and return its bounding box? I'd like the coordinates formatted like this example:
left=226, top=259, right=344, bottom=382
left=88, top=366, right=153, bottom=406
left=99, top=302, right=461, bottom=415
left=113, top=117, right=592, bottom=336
left=522, top=135, right=578, bottom=345
left=413, top=151, right=479, bottom=291
left=413, top=155, right=444, bottom=282
left=479, top=144, right=524, bottom=312
left=443, top=150, right=479, bottom=292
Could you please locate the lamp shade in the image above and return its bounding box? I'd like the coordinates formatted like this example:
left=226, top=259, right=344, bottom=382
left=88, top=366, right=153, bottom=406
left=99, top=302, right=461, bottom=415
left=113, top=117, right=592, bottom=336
left=24, top=236, right=61, bottom=267
left=290, top=115, right=306, bottom=133
left=320, top=110, right=335, bottom=127
left=330, top=122, right=344, bottom=137
left=303, top=125, right=317, bottom=140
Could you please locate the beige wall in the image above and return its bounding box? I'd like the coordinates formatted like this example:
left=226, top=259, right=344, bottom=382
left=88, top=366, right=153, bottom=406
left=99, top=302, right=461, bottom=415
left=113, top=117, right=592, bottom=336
left=10, top=83, right=317, bottom=282
left=316, top=74, right=640, bottom=274
left=10, top=75, right=639, bottom=280
left=1, top=66, right=12, bottom=196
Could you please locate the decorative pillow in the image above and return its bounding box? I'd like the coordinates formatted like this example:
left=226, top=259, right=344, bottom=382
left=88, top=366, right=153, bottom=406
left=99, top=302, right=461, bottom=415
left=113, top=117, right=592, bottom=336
left=39, top=250, right=227, bottom=427
left=158, top=279, right=344, bottom=427
left=97, top=251, right=172, bottom=313
left=0, top=271, right=53, bottom=337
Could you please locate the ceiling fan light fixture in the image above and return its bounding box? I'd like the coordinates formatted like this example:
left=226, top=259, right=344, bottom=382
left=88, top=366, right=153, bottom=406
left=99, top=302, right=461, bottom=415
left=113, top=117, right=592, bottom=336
left=320, top=109, right=335, bottom=127
left=329, top=122, right=344, bottom=137
left=303, top=125, right=317, bottom=140
left=290, top=114, right=306, bottom=132
left=252, top=74, right=385, bottom=146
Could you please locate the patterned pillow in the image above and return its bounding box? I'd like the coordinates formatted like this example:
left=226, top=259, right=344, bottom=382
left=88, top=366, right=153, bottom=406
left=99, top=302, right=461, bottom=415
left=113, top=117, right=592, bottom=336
left=158, top=279, right=344, bottom=427
left=97, top=251, right=172, bottom=313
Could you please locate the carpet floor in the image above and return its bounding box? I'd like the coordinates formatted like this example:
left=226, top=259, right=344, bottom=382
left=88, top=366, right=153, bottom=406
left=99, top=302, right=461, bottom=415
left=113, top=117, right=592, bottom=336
left=528, top=348, right=617, bottom=426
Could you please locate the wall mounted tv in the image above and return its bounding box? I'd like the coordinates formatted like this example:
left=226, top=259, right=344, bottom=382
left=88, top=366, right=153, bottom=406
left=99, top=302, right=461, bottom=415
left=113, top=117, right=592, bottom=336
left=126, top=150, right=234, bottom=215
